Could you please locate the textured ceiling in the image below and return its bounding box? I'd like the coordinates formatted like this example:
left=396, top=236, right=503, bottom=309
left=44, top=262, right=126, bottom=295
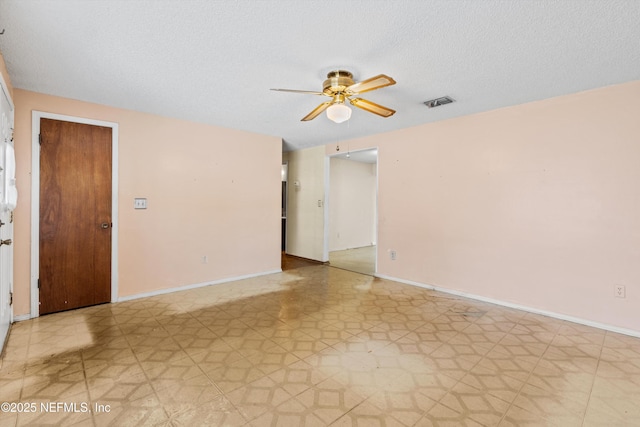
left=1, top=1, right=639, bottom=151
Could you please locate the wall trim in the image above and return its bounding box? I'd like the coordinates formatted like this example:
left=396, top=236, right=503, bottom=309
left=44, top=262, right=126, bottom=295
left=0, top=72, right=14, bottom=111
left=12, top=314, right=31, bottom=323
left=117, top=269, right=282, bottom=302
left=375, top=273, right=640, bottom=339
left=31, top=111, right=119, bottom=318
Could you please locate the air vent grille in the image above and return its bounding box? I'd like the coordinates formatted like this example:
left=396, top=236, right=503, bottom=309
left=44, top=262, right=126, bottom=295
left=424, top=96, right=455, bottom=108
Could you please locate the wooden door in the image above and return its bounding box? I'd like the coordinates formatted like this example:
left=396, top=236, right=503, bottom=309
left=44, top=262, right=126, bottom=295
left=39, top=118, right=112, bottom=315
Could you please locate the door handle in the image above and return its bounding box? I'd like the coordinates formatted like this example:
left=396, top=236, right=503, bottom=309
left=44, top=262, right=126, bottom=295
left=0, top=239, right=12, bottom=246
left=100, top=223, right=111, bottom=229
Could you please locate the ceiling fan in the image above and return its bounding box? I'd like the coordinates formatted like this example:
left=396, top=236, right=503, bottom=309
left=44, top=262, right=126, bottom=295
left=271, top=70, right=396, bottom=123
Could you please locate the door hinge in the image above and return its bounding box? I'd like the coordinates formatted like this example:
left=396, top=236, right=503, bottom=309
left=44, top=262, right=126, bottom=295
left=39, top=133, right=42, bottom=145
left=37, top=279, right=40, bottom=289
left=9, top=291, right=12, bottom=306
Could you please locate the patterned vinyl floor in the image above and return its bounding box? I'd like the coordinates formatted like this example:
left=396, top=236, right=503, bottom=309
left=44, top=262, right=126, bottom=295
left=1, top=260, right=639, bottom=426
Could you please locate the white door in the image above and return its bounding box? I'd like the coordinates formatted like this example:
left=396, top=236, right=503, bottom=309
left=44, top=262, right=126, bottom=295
left=0, top=75, right=14, bottom=351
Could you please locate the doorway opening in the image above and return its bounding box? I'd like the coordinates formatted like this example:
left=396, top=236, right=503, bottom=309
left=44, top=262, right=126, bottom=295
left=281, top=162, right=288, bottom=252
left=326, top=148, right=378, bottom=275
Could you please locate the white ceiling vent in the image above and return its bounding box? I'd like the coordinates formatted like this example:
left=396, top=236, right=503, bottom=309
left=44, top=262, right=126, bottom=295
left=424, top=96, right=455, bottom=108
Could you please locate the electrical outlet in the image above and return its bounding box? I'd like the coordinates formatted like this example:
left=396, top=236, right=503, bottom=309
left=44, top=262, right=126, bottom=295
left=390, top=250, right=397, bottom=261
left=614, top=285, right=626, bottom=298
left=134, top=198, right=147, bottom=209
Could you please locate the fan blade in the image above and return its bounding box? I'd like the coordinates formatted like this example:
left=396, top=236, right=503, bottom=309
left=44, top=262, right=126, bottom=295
left=346, top=74, right=396, bottom=94
left=301, top=101, right=333, bottom=121
left=271, top=88, right=327, bottom=96
left=349, top=98, right=396, bottom=117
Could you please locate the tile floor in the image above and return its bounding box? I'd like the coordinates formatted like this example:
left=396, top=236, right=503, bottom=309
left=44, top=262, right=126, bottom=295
left=1, top=259, right=640, bottom=426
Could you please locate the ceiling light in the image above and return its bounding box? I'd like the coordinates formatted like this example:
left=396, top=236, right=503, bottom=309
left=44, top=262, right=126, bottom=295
left=326, top=103, right=352, bottom=123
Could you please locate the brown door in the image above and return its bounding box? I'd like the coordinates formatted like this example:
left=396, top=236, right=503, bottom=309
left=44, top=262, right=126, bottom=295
left=39, top=118, right=112, bottom=315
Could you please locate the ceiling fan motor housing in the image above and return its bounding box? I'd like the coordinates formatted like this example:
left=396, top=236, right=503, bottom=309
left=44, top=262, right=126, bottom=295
left=323, top=70, right=355, bottom=96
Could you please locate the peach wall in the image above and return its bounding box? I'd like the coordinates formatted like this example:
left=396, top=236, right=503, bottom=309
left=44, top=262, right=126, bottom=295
left=13, top=89, right=281, bottom=316
left=326, top=80, right=640, bottom=333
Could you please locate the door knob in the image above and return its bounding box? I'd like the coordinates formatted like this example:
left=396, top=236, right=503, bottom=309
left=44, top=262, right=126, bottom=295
left=101, top=223, right=110, bottom=229
left=0, top=239, right=12, bottom=246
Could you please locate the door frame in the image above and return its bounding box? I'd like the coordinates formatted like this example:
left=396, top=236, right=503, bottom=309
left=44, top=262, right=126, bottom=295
left=30, top=111, right=119, bottom=318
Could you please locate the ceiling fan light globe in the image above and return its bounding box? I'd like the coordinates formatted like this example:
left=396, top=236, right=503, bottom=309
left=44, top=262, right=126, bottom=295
left=326, top=104, right=352, bottom=123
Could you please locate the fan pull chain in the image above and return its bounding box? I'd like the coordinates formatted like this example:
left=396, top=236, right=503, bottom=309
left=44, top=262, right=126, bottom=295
left=346, top=119, right=351, bottom=158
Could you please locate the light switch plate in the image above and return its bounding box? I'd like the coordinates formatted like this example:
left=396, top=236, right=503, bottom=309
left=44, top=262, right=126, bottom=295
left=134, top=198, right=147, bottom=209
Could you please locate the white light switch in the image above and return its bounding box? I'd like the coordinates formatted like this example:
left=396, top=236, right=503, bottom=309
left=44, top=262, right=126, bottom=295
left=134, top=198, right=147, bottom=209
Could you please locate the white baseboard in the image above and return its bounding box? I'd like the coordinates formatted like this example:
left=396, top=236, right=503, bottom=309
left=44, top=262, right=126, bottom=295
left=375, top=274, right=640, bottom=338
left=12, top=314, right=32, bottom=322
left=117, top=269, right=282, bottom=302
left=329, top=244, right=376, bottom=252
